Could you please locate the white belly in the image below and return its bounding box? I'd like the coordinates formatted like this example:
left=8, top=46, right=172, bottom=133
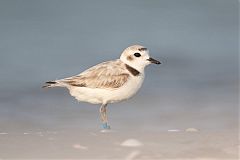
left=68, top=74, right=144, bottom=104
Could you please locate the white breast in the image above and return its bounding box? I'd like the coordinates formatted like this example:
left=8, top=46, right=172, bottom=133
left=106, top=73, right=145, bottom=103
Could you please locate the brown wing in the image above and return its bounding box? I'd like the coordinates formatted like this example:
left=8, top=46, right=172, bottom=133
left=59, top=60, right=130, bottom=89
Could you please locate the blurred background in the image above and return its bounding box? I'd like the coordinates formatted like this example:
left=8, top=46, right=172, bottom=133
left=0, top=0, right=238, bottom=158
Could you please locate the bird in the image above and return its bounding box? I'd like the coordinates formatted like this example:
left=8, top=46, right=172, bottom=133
left=43, top=45, right=161, bottom=129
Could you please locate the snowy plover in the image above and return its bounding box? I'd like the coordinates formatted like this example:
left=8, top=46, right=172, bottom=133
left=43, top=45, right=160, bottom=129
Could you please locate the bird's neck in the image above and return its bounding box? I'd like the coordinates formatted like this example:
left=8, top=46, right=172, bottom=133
left=119, top=59, right=145, bottom=74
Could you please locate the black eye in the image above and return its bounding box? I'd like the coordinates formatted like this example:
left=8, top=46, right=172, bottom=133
left=134, top=53, right=141, bottom=57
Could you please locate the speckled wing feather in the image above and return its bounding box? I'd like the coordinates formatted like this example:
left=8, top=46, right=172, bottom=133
left=59, top=60, right=129, bottom=89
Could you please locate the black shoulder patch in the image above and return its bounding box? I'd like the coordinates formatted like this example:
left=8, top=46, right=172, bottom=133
left=125, top=64, right=140, bottom=76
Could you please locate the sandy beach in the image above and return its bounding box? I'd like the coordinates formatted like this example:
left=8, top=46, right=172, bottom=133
left=0, top=89, right=238, bottom=159
left=0, top=129, right=238, bottom=159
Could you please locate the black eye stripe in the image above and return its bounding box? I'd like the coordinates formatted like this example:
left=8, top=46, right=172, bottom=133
left=134, top=53, right=141, bottom=57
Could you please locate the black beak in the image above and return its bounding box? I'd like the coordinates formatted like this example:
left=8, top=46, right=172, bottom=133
left=147, top=57, right=161, bottom=64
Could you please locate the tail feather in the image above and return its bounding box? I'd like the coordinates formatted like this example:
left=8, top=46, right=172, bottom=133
left=42, top=81, right=57, bottom=88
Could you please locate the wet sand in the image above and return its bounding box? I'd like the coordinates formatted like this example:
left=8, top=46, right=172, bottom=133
left=0, top=90, right=239, bottom=159
left=0, top=129, right=238, bottom=159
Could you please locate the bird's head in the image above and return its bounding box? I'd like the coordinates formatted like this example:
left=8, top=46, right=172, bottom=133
left=120, top=45, right=161, bottom=72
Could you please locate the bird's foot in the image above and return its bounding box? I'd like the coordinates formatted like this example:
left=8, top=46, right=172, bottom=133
left=101, top=122, right=111, bottom=129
